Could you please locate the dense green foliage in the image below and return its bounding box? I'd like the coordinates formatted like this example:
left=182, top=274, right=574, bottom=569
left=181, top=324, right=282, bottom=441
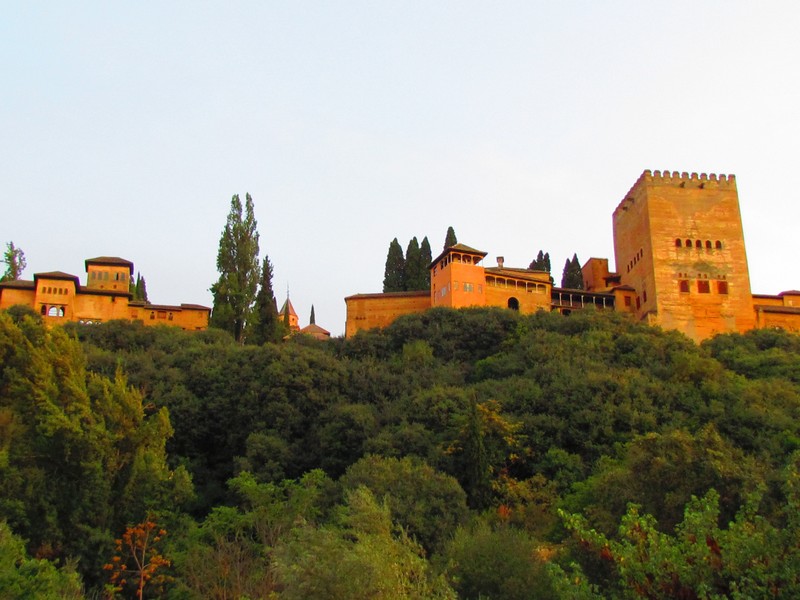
left=2, top=305, right=800, bottom=597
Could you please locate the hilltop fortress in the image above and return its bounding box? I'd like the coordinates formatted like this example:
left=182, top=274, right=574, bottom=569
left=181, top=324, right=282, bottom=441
left=0, top=256, right=210, bottom=330
left=345, top=170, right=800, bottom=342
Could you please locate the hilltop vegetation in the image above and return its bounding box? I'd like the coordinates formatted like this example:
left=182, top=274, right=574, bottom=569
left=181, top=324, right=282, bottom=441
left=2, top=305, right=800, bottom=597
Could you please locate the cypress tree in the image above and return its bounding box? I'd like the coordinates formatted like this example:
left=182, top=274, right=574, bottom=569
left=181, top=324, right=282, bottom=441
left=444, top=226, right=458, bottom=250
left=570, top=254, right=584, bottom=289
left=133, top=273, right=149, bottom=302
left=210, top=193, right=260, bottom=342
left=529, top=250, right=554, bottom=284
left=560, top=258, right=571, bottom=288
left=419, top=236, right=432, bottom=290
left=310, top=305, right=316, bottom=325
left=249, top=255, right=280, bottom=344
left=403, top=237, right=424, bottom=291
left=383, top=238, right=405, bottom=292
left=561, top=254, right=584, bottom=289
left=529, top=250, right=547, bottom=271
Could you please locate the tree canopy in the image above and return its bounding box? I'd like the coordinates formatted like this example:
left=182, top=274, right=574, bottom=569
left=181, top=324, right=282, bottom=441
left=4, top=304, right=800, bottom=597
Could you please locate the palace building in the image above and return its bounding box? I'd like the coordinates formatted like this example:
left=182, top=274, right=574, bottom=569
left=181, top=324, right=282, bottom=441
left=345, top=170, right=800, bottom=342
left=0, top=256, right=210, bottom=330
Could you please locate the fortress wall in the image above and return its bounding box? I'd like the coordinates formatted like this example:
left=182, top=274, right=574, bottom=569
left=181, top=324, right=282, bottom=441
left=345, top=292, right=430, bottom=337
left=0, top=287, right=35, bottom=310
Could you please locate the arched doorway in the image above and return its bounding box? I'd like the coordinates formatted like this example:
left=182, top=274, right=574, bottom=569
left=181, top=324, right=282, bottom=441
left=508, top=297, right=519, bottom=311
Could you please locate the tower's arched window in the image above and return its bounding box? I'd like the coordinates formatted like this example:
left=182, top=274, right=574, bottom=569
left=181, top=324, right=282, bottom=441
left=508, top=297, right=520, bottom=311
left=715, top=240, right=722, bottom=249
left=685, top=239, right=692, bottom=247
left=705, top=240, right=712, bottom=249
left=695, top=240, right=702, bottom=248
left=40, top=304, right=47, bottom=315
left=675, top=238, right=682, bottom=247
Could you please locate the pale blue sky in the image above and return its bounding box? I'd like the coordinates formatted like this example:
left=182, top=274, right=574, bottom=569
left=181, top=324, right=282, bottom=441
left=2, top=2, right=799, bottom=335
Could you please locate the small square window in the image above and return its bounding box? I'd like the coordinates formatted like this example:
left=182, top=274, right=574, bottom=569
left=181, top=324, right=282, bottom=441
left=679, top=280, right=690, bottom=293
left=718, top=281, right=728, bottom=294
left=698, top=281, right=710, bottom=294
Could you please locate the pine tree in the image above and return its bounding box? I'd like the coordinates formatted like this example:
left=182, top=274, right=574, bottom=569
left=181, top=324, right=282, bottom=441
left=419, top=236, right=432, bottom=290
left=403, top=237, right=424, bottom=291
left=310, top=305, right=316, bottom=325
left=210, top=193, right=260, bottom=342
left=444, top=226, right=458, bottom=250
left=1, top=242, right=26, bottom=282
left=249, top=255, right=280, bottom=344
left=383, top=238, right=405, bottom=292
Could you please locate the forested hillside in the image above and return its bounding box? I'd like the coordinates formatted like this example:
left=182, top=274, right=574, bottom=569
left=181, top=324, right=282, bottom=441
left=2, top=304, right=800, bottom=598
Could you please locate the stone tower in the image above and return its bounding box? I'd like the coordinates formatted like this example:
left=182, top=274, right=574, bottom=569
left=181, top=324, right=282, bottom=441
left=612, top=170, right=754, bottom=341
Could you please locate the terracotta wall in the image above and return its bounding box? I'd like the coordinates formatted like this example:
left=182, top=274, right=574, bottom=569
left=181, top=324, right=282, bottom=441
left=345, top=292, right=430, bottom=337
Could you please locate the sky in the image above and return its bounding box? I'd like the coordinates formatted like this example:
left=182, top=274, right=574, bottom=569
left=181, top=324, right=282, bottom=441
left=2, top=2, right=799, bottom=336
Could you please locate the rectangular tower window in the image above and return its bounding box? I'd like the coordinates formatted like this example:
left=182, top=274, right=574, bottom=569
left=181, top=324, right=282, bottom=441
left=717, top=281, right=728, bottom=294
left=697, top=280, right=710, bottom=294
left=679, top=280, right=690, bottom=293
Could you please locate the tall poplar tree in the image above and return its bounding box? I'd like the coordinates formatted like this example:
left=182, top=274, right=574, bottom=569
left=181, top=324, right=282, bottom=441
left=444, top=226, right=458, bottom=250
left=210, top=194, right=260, bottom=342
left=249, top=255, right=280, bottom=344
left=419, top=236, right=432, bottom=290
left=1, top=241, right=26, bottom=282
left=383, top=238, right=405, bottom=292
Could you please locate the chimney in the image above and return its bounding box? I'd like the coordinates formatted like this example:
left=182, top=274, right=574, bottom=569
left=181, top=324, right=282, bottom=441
left=497, top=256, right=504, bottom=268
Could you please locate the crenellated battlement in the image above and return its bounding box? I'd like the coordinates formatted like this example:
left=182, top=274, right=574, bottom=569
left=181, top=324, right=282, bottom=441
left=645, top=169, right=736, bottom=187
left=614, top=169, right=737, bottom=217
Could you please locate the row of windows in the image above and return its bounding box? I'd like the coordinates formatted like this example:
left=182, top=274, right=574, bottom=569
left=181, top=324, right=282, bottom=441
left=486, top=277, right=548, bottom=293
left=437, top=252, right=481, bottom=272
left=150, top=311, right=174, bottom=320
left=41, top=286, right=68, bottom=295
left=90, top=271, right=127, bottom=282
left=40, top=304, right=65, bottom=317
left=676, top=239, right=723, bottom=250
left=678, top=280, right=728, bottom=294
left=453, top=281, right=482, bottom=293
left=677, top=272, right=727, bottom=281
left=626, top=248, right=644, bottom=273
